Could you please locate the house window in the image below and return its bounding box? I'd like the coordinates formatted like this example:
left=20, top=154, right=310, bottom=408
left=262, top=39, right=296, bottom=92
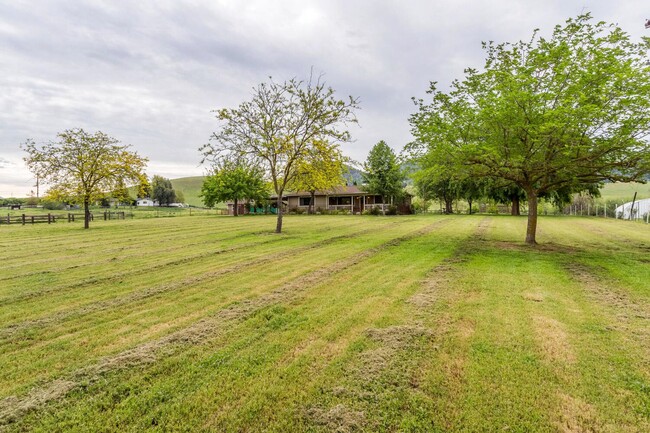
left=328, top=196, right=352, bottom=206
left=299, top=197, right=311, bottom=206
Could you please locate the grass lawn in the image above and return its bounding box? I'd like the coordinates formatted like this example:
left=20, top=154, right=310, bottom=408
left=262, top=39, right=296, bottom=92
left=0, top=215, right=648, bottom=432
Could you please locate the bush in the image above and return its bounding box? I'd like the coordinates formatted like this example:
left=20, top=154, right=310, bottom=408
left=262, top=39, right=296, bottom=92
left=42, top=200, right=65, bottom=210
left=386, top=205, right=398, bottom=215
left=368, top=206, right=382, bottom=216
left=24, top=196, right=40, bottom=206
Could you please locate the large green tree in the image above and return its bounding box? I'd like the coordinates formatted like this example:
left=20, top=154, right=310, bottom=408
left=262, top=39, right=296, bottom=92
left=151, top=175, right=176, bottom=206
left=411, top=14, right=650, bottom=244
left=22, top=129, right=147, bottom=229
left=200, top=74, right=359, bottom=233
left=200, top=160, right=268, bottom=216
left=363, top=140, right=405, bottom=214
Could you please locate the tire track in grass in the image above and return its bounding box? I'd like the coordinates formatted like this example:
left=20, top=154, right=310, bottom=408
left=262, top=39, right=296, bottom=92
left=0, top=216, right=340, bottom=282
left=0, top=223, right=275, bottom=279
left=0, top=229, right=276, bottom=287
left=566, top=262, right=650, bottom=343
left=0, top=232, right=288, bottom=306
left=408, top=217, right=491, bottom=310
left=0, top=218, right=237, bottom=262
left=0, top=219, right=372, bottom=306
left=300, top=218, right=485, bottom=432
left=541, top=262, right=650, bottom=432
left=0, top=220, right=410, bottom=342
left=567, top=263, right=650, bottom=320
left=0, top=219, right=450, bottom=427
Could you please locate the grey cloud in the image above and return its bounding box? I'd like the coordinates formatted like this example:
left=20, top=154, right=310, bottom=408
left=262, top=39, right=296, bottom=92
left=0, top=0, right=647, bottom=196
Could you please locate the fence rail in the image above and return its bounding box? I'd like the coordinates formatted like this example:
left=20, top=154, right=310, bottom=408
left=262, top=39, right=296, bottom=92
left=0, top=211, right=131, bottom=225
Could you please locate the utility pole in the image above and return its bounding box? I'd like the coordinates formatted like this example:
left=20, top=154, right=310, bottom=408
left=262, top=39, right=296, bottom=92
left=630, top=192, right=637, bottom=221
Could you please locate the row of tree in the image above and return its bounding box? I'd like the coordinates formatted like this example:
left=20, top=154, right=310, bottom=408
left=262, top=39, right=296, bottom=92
left=407, top=14, right=650, bottom=244
left=199, top=138, right=408, bottom=217
left=20, top=15, right=649, bottom=241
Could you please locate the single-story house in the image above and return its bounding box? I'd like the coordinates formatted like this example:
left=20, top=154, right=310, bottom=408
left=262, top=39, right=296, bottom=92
left=226, top=186, right=411, bottom=215
left=282, top=185, right=392, bottom=214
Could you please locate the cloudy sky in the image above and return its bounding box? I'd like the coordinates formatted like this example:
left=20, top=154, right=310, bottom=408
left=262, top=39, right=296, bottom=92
left=0, top=0, right=647, bottom=197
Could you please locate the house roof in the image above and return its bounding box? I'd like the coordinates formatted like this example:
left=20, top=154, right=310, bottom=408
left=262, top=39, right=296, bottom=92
left=271, top=185, right=369, bottom=199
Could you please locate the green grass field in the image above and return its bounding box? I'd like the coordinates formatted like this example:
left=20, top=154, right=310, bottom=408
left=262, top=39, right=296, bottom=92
left=1, top=215, right=649, bottom=432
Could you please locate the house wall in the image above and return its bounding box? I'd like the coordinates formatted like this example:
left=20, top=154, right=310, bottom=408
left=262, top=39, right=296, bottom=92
left=289, top=196, right=328, bottom=210
left=314, top=196, right=327, bottom=209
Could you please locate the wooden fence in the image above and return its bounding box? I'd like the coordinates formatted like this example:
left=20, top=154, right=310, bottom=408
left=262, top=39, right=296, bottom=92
left=0, top=211, right=131, bottom=225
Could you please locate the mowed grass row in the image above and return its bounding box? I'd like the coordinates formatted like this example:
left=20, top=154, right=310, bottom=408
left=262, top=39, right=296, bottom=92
left=0, top=216, right=447, bottom=400
left=1, top=215, right=649, bottom=432
left=0, top=216, right=376, bottom=309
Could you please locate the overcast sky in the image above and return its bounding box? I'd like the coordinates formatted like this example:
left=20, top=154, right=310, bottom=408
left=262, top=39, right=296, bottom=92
left=0, top=0, right=647, bottom=197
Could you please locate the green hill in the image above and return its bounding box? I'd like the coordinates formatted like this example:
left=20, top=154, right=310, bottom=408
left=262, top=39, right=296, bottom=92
left=597, top=182, right=650, bottom=203
left=170, top=176, right=206, bottom=207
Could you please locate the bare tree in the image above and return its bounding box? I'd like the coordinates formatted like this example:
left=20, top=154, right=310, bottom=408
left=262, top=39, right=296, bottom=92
left=201, top=73, right=359, bottom=233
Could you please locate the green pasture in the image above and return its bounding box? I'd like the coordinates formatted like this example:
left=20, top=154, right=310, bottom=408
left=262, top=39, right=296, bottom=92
left=170, top=176, right=207, bottom=207
left=0, top=215, right=648, bottom=432
left=596, top=182, right=650, bottom=203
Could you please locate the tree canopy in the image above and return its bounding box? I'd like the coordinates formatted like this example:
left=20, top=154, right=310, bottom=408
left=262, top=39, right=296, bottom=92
left=362, top=140, right=405, bottom=213
left=200, top=160, right=268, bottom=216
left=22, top=129, right=147, bottom=229
left=200, top=73, right=359, bottom=232
left=288, top=139, right=347, bottom=214
left=410, top=14, right=650, bottom=244
left=151, top=175, right=176, bottom=206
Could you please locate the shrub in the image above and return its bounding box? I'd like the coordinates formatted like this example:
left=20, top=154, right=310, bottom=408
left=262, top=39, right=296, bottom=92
left=42, top=200, right=65, bottom=210
left=386, top=205, right=398, bottom=215
left=368, top=206, right=382, bottom=216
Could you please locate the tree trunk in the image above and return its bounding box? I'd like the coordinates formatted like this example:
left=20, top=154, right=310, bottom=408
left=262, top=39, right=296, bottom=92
left=309, top=191, right=315, bottom=215
left=234, top=198, right=238, bottom=217
left=468, top=199, right=473, bottom=215
left=275, top=195, right=283, bottom=233
left=381, top=195, right=386, bottom=215
left=525, top=192, right=538, bottom=245
left=511, top=195, right=521, bottom=216
left=84, top=199, right=90, bottom=229
left=444, top=198, right=453, bottom=214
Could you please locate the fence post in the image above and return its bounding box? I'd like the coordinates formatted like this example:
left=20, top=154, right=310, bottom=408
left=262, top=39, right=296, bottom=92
left=48, top=213, right=51, bottom=224
left=31, top=215, right=34, bottom=224
left=6, top=214, right=9, bottom=224
left=22, top=214, right=26, bottom=225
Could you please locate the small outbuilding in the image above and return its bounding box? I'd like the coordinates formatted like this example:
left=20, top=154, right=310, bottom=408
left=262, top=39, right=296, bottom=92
left=136, top=198, right=159, bottom=207
left=615, top=197, right=650, bottom=220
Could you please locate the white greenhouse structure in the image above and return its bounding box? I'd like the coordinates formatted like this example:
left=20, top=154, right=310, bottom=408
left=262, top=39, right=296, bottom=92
left=615, top=197, right=650, bottom=221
